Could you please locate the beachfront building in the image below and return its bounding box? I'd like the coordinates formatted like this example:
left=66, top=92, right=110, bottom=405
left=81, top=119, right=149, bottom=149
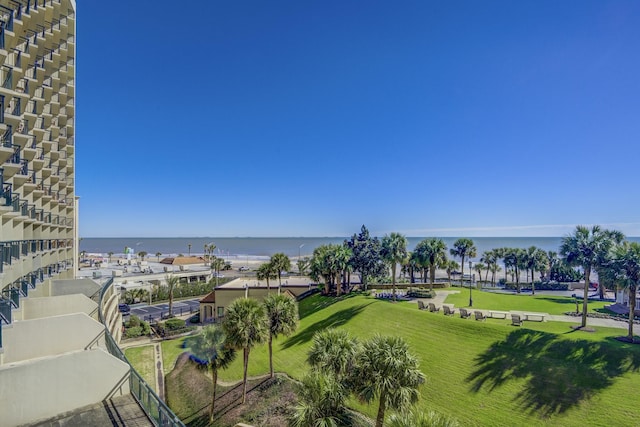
left=0, top=0, right=77, bottom=306
left=200, top=276, right=313, bottom=322
left=0, top=3, right=160, bottom=425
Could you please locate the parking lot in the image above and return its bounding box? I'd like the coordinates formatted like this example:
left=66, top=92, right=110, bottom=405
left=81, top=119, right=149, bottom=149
left=126, top=299, right=201, bottom=322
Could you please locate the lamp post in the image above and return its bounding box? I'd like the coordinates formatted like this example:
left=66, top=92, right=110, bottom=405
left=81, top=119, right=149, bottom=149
left=469, top=261, right=473, bottom=307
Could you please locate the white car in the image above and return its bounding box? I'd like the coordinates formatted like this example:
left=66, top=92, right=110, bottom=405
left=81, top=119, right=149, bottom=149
left=213, top=272, right=224, bottom=278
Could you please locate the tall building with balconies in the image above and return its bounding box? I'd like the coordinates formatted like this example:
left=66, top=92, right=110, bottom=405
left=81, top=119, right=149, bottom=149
left=0, top=0, right=77, bottom=318
left=0, top=3, right=181, bottom=426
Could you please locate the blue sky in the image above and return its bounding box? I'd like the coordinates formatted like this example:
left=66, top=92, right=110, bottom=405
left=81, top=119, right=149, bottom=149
left=76, top=1, right=640, bottom=238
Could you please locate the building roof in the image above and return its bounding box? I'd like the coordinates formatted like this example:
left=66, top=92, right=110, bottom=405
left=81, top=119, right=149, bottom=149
left=200, top=290, right=216, bottom=303
left=160, top=256, right=205, bottom=265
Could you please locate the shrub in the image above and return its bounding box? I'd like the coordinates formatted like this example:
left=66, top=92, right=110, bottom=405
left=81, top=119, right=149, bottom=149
left=126, top=315, right=141, bottom=328
left=165, top=318, right=186, bottom=330
left=124, top=326, right=143, bottom=339
left=407, top=288, right=434, bottom=299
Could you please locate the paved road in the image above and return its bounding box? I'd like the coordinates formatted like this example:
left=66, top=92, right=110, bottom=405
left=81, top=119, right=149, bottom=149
left=128, top=299, right=200, bottom=322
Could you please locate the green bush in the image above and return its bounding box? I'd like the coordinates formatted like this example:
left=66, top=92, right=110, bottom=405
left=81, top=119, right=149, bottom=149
left=504, top=282, right=569, bottom=291
left=126, top=315, right=141, bottom=328
left=407, top=288, right=434, bottom=299
left=124, top=326, right=143, bottom=339
left=165, top=318, right=186, bottom=330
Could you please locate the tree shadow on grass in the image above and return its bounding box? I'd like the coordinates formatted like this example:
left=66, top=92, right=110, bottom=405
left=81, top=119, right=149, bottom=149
left=282, top=302, right=372, bottom=349
left=298, top=292, right=361, bottom=319
left=467, top=329, right=640, bottom=418
left=535, top=296, right=580, bottom=306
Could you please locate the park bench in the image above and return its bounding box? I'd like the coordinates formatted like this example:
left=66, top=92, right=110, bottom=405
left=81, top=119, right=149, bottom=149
left=523, top=312, right=547, bottom=322
left=428, top=302, right=440, bottom=313
left=417, top=300, right=426, bottom=310
left=474, top=311, right=486, bottom=321
left=511, top=313, right=523, bottom=327
left=488, top=310, right=508, bottom=319
left=459, top=308, right=471, bottom=319
left=443, top=305, right=456, bottom=316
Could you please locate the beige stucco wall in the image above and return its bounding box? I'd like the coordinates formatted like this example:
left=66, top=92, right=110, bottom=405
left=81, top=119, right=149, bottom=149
left=200, top=284, right=311, bottom=321
left=0, top=348, right=130, bottom=427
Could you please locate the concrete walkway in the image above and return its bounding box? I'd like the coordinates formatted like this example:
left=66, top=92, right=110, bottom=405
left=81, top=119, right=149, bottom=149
left=154, top=343, right=166, bottom=401
left=422, top=290, right=629, bottom=330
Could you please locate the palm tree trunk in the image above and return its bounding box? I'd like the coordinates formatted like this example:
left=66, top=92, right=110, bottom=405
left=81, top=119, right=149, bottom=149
left=269, top=334, right=274, bottom=378
left=430, top=265, right=436, bottom=292
left=210, top=367, right=218, bottom=422
left=336, top=272, right=341, bottom=296
left=628, top=285, right=636, bottom=340
left=391, top=264, right=397, bottom=302
left=532, top=269, right=536, bottom=295
left=266, top=277, right=270, bottom=294
left=461, top=256, right=465, bottom=288
left=376, top=392, right=386, bottom=427
left=597, top=269, right=605, bottom=299
left=242, top=347, right=249, bottom=404
left=582, top=267, right=591, bottom=328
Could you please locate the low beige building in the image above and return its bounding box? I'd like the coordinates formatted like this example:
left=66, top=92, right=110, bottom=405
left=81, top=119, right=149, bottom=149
left=200, top=276, right=314, bottom=322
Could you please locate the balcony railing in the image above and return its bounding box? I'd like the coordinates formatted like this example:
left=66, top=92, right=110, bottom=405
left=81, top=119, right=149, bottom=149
left=1, top=182, right=11, bottom=206
left=1, top=66, right=12, bottom=89
left=98, top=279, right=185, bottom=427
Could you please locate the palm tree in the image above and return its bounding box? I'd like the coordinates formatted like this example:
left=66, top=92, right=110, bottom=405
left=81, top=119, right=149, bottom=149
left=414, top=238, right=448, bottom=291
left=449, top=239, right=476, bottom=288
left=310, top=245, right=334, bottom=294
left=480, top=250, right=498, bottom=283
left=270, top=253, right=291, bottom=288
left=165, top=275, right=179, bottom=318
left=523, top=246, right=548, bottom=295
left=307, top=329, right=360, bottom=379
left=264, top=294, right=299, bottom=378
left=381, top=232, right=408, bottom=302
left=187, top=243, right=192, bottom=256
left=289, top=371, right=354, bottom=427
left=560, top=225, right=619, bottom=328
left=333, top=245, right=352, bottom=296
left=594, top=230, right=625, bottom=299
left=445, top=260, right=459, bottom=286
left=503, top=248, right=525, bottom=293
left=107, top=251, right=114, bottom=264
left=473, top=262, right=485, bottom=286
left=189, top=325, right=236, bottom=422
left=353, top=335, right=425, bottom=427
left=602, top=241, right=640, bottom=341
left=138, top=251, right=148, bottom=262
left=297, top=257, right=310, bottom=276
left=155, top=252, right=162, bottom=262
left=257, top=262, right=277, bottom=292
left=222, top=297, right=268, bottom=404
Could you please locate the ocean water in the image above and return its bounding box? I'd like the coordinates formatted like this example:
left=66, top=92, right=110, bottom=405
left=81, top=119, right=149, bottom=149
left=80, top=236, right=640, bottom=261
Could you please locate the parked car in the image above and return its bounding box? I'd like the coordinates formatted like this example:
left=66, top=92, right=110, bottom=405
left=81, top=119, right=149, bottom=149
left=239, top=266, right=250, bottom=272
left=213, top=272, right=225, bottom=278
left=118, top=303, right=130, bottom=314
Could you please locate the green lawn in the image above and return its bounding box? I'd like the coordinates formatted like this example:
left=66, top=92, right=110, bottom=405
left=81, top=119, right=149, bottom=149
left=158, top=293, right=640, bottom=426
left=161, top=336, right=195, bottom=376
left=124, top=345, right=156, bottom=392
left=443, top=289, right=609, bottom=314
